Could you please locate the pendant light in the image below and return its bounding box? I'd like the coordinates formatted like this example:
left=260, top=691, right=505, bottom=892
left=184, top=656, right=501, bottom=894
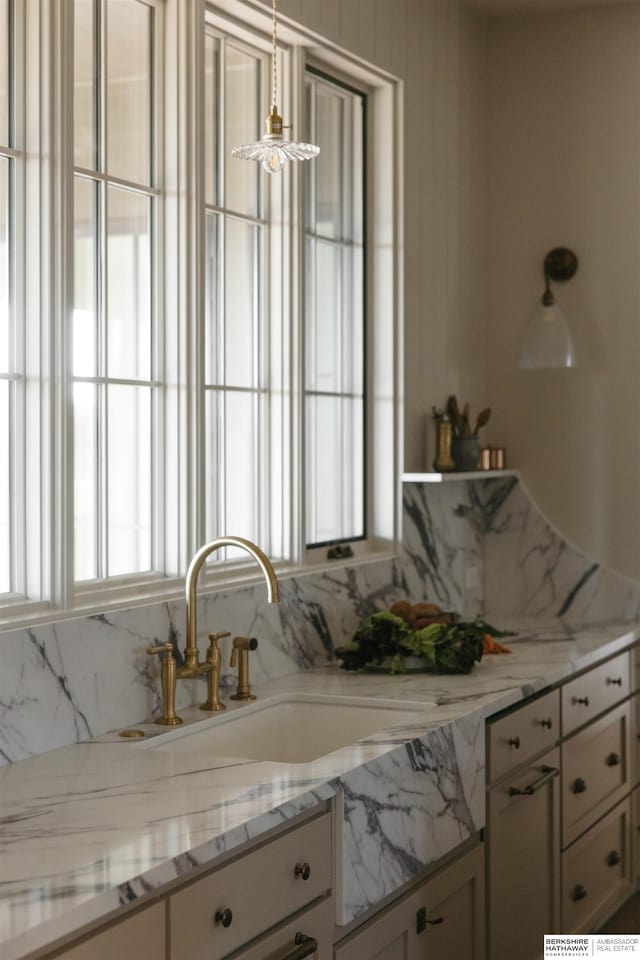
left=231, top=0, right=320, bottom=174
left=518, top=247, right=578, bottom=369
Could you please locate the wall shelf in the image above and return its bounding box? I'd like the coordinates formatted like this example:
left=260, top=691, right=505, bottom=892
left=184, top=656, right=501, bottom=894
left=401, top=469, right=518, bottom=483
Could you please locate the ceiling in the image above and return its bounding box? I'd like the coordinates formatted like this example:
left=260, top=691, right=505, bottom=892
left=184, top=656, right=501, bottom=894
left=467, top=0, right=640, bottom=14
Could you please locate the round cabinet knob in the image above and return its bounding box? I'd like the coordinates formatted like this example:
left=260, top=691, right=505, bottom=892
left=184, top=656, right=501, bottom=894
left=214, top=908, right=233, bottom=928
left=574, top=696, right=590, bottom=707
left=295, top=861, right=311, bottom=881
left=572, top=884, right=587, bottom=902
left=607, top=850, right=621, bottom=867
left=508, top=737, right=521, bottom=749
left=540, top=718, right=553, bottom=730
left=572, top=778, right=587, bottom=794
left=607, top=677, right=623, bottom=686
left=606, top=752, right=621, bottom=767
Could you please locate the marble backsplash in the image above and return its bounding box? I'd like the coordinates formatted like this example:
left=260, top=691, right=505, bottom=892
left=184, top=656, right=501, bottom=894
left=2, top=474, right=638, bottom=763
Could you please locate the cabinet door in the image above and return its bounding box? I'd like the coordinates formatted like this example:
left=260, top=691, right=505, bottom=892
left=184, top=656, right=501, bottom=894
left=335, top=843, right=484, bottom=960
left=562, top=797, right=632, bottom=933
left=488, top=748, right=561, bottom=960
left=562, top=703, right=631, bottom=847
left=47, top=902, right=165, bottom=960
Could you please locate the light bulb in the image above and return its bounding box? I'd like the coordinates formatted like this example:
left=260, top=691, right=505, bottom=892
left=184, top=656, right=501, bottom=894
left=261, top=148, right=284, bottom=174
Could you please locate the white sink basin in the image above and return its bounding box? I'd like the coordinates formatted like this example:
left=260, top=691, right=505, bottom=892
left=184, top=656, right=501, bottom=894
left=140, top=694, right=436, bottom=764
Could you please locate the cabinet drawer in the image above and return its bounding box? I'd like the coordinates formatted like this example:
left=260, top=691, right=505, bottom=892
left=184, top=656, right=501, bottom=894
left=562, top=650, right=630, bottom=735
left=562, top=703, right=631, bottom=847
left=47, top=903, right=165, bottom=960
left=488, top=689, right=559, bottom=782
left=230, top=897, right=333, bottom=960
left=170, top=811, right=331, bottom=960
left=562, top=797, right=632, bottom=934
left=488, top=749, right=561, bottom=960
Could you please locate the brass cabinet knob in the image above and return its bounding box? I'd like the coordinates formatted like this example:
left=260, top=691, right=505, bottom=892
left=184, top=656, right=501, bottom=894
left=572, top=884, right=587, bottom=902
left=607, top=850, right=621, bottom=867
left=214, top=908, right=233, bottom=928
left=574, top=696, right=589, bottom=706
left=572, top=778, right=587, bottom=794
left=607, top=677, right=623, bottom=686
left=295, top=861, right=311, bottom=881
left=508, top=736, right=521, bottom=749
left=606, top=752, right=621, bottom=767
left=540, top=718, right=553, bottom=729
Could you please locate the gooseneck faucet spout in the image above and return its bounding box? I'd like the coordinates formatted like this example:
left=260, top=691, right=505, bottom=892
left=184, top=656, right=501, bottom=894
left=182, top=536, right=280, bottom=677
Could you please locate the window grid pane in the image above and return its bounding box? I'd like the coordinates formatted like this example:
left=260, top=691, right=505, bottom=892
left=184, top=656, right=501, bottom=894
left=305, top=72, right=366, bottom=548
left=73, top=0, right=158, bottom=584
left=204, top=30, right=270, bottom=558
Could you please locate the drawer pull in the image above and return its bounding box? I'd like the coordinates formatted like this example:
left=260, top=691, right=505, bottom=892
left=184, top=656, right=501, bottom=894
left=572, top=778, right=587, bottom=794
left=572, top=884, right=588, bottom=902
left=540, top=718, right=553, bottom=729
left=607, top=677, right=623, bottom=686
left=509, top=765, right=559, bottom=796
left=573, top=696, right=590, bottom=707
left=214, top=908, right=233, bottom=928
left=508, top=737, right=521, bottom=749
left=606, top=752, right=621, bottom=767
left=416, top=906, right=445, bottom=933
left=294, top=861, right=311, bottom=881
left=277, top=933, right=319, bottom=960
left=607, top=850, right=621, bottom=867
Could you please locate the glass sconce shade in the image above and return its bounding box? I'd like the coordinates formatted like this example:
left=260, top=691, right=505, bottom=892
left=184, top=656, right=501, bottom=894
left=231, top=133, right=320, bottom=174
left=518, top=298, right=577, bottom=369
left=518, top=247, right=579, bottom=369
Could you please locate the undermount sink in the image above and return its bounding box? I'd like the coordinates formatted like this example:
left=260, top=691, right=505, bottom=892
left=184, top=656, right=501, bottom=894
left=140, top=694, right=436, bottom=764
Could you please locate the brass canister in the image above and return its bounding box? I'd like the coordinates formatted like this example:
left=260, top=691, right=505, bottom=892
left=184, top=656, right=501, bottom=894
left=433, top=415, right=455, bottom=472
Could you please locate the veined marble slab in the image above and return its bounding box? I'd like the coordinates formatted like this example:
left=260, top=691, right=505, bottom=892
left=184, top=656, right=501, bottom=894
left=0, top=618, right=636, bottom=958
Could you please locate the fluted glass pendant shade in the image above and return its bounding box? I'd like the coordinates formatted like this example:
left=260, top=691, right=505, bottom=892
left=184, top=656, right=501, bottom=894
left=518, top=247, right=579, bottom=369
left=518, top=299, right=577, bottom=369
left=231, top=0, right=319, bottom=174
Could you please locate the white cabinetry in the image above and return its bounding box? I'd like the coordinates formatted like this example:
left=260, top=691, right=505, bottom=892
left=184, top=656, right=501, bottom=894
left=46, top=903, right=166, bottom=960
left=334, top=843, right=484, bottom=960
left=487, top=689, right=561, bottom=960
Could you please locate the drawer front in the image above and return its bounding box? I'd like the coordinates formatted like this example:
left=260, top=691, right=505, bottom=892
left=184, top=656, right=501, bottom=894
left=488, top=689, right=559, bottom=783
left=562, top=703, right=631, bottom=847
left=49, top=903, right=165, bottom=960
left=562, top=797, right=632, bottom=934
left=230, top=897, right=333, bottom=960
left=562, top=650, right=630, bottom=736
left=171, top=812, right=331, bottom=960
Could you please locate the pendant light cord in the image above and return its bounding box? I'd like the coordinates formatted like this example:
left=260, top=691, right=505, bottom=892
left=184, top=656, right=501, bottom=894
left=271, top=0, right=277, bottom=110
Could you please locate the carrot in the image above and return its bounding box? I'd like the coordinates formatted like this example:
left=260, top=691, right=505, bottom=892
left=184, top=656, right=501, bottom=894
left=483, top=633, right=511, bottom=655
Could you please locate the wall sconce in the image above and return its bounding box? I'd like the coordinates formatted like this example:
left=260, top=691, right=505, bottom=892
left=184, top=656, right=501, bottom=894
left=518, top=247, right=578, bottom=369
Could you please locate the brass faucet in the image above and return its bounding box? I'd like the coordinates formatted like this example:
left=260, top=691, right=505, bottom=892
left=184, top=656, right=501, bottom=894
left=149, top=537, right=279, bottom=724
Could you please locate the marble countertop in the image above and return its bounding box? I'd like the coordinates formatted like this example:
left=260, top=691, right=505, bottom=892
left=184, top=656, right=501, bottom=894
left=1, top=617, right=637, bottom=960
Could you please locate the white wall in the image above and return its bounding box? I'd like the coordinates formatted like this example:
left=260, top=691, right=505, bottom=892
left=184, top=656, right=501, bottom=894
left=278, top=0, right=490, bottom=473
left=485, top=3, right=640, bottom=578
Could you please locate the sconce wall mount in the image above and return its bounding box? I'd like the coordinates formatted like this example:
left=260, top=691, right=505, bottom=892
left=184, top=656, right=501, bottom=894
left=518, top=246, right=579, bottom=370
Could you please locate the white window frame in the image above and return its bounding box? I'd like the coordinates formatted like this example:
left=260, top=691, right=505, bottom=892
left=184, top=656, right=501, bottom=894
left=0, top=0, right=402, bottom=629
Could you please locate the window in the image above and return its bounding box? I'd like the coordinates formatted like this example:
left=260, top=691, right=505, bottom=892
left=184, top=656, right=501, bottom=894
left=0, top=0, right=20, bottom=598
left=73, top=0, right=160, bottom=584
left=203, top=28, right=289, bottom=565
left=304, top=70, right=366, bottom=549
left=0, top=0, right=400, bottom=625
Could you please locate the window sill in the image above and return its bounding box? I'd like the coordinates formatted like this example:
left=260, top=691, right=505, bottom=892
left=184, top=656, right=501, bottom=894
left=0, top=547, right=400, bottom=634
